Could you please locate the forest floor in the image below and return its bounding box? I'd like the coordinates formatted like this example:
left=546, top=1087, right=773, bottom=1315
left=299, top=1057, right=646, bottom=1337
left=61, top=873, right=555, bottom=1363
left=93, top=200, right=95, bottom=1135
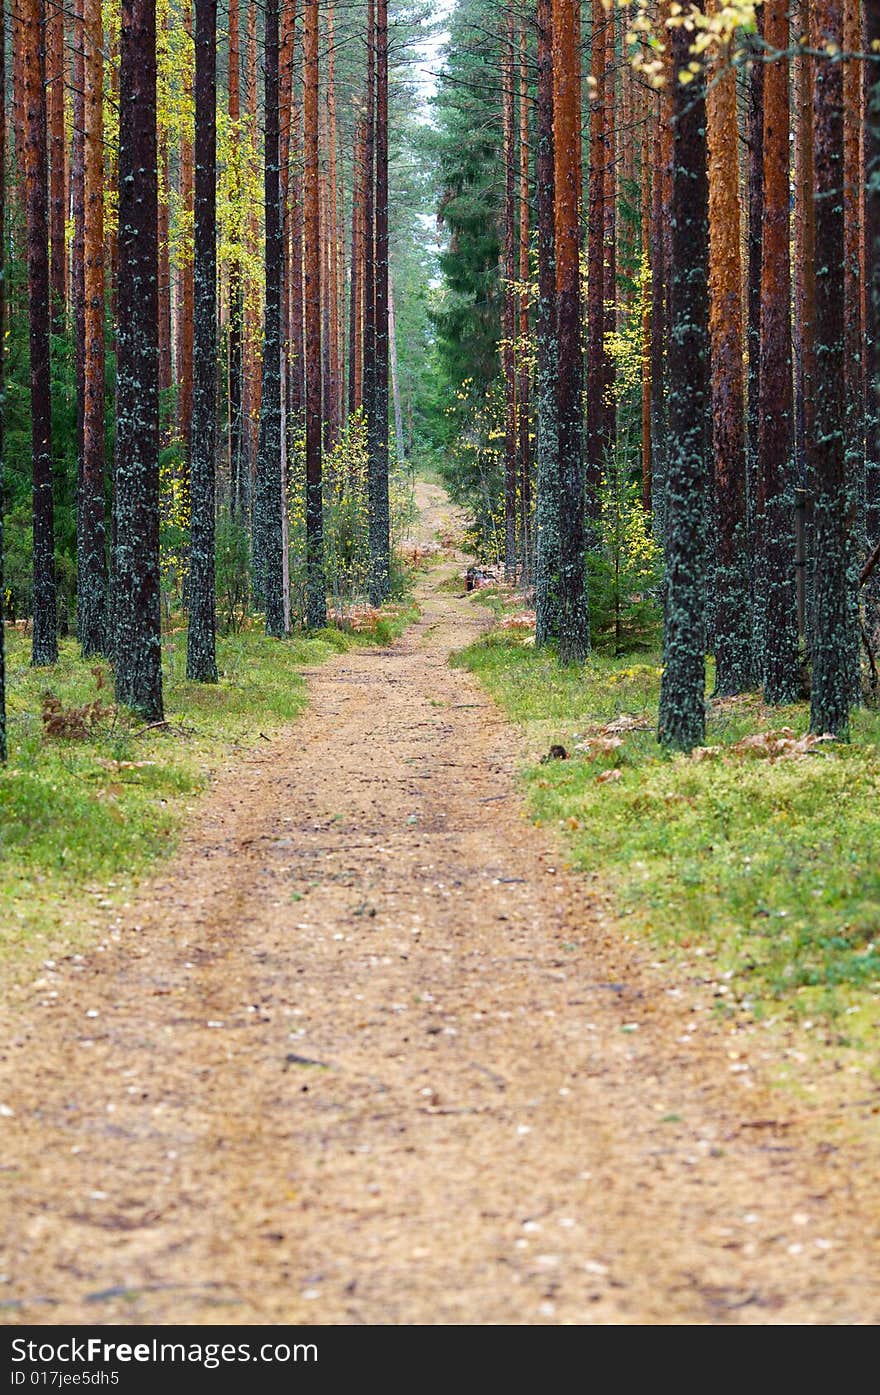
left=1, top=480, right=879, bottom=1325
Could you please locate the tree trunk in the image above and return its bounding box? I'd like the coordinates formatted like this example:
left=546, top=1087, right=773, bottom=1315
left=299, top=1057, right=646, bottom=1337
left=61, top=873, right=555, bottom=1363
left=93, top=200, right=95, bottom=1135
left=364, top=0, right=377, bottom=491
left=865, top=0, right=880, bottom=636
left=278, top=0, right=296, bottom=627
left=227, top=0, right=244, bottom=514
left=601, top=6, right=616, bottom=453
left=114, top=0, right=163, bottom=719
left=71, top=0, right=86, bottom=634
left=256, top=0, right=285, bottom=636
left=650, top=75, right=670, bottom=544
left=657, top=13, right=710, bottom=752
left=534, top=0, right=559, bottom=645
left=793, top=0, right=815, bottom=648
left=105, top=26, right=119, bottom=337
left=586, top=0, right=606, bottom=513
left=369, top=0, right=391, bottom=605
left=349, top=114, right=366, bottom=417
left=518, top=22, right=532, bottom=583
left=746, top=8, right=764, bottom=681
left=641, top=93, right=652, bottom=515
left=553, top=0, right=589, bottom=664
left=304, top=0, right=326, bottom=626
left=842, top=0, right=863, bottom=697
left=187, top=0, right=219, bottom=677
left=241, top=0, right=260, bottom=509
left=757, top=0, right=799, bottom=704
left=325, top=1, right=342, bottom=447
left=177, top=0, right=195, bottom=454
left=158, top=138, right=173, bottom=425
left=79, top=0, right=108, bottom=657
left=289, top=85, right=305, bottom=421
left=46, top=0, right=65, bottom=328
left=389, top=273, right=405, bottom=462
left=502, top=6, right=518, bottom=578
left=24, top=0, right=58, bottom=666
left=706, top=3, right=750, bottom=694
left=0, top=0, right=7, bottom=760
left=809, top=0, right=850, bottom=735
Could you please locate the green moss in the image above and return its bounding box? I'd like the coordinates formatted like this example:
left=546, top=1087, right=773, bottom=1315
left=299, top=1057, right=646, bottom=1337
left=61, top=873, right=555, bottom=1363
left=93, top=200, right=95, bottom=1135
left=458, top=628, right=880, bottom=1051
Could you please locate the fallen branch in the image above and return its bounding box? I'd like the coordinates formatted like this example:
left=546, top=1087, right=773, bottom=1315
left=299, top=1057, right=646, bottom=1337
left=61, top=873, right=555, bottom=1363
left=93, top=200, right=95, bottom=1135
left=860, top=537, right=880, bottom=586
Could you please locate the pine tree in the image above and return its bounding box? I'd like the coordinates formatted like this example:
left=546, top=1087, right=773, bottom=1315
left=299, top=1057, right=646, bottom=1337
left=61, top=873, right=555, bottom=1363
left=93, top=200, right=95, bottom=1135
left=369, top=0, right=391, bottom=605
left=114, top=0, right=163, bottom=720
left=517, top=22, right=532, bottom=582
left=865, top=0, right=880, bottom=635
left=706, top=5, right=750, bottom=694
left=502, top=6, right=518, bottom=579
left=657, top=8, right=710, bottom=752
left=46, top=0, right=64, bottom=328
left=187, top=0, right=220, bottom=677
left=552, top=0, right=589, bottom=665
left=23, top=0, right=58, bottom=666
left=586, top=0, right=607, bottom=515
left=79, top=0, right=108, bottom=658
left=810, top=0, right=850, bottom=736
left=0, top=0, right=7, bottom=761
left=228, top=0, right=245, bottom=517
left=757, top=0, right=799, bottom=703
left=534, top=0, right=560, bottom=646
left=304, top=0, right=327, bottom=627
left=256, top=0, right=286, bottom=636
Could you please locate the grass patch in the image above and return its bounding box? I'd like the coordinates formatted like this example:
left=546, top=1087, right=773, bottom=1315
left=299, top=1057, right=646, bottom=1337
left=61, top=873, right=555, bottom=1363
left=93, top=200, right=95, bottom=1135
left=456, top=628, right=880, bottom=1053
left=0, top=601, right=416, bottom=974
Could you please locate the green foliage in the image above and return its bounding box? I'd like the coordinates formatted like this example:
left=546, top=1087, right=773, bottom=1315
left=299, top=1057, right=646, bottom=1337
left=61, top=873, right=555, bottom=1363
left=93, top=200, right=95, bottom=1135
left=284, top=409, right=416, bottom=623
left=215, top=509, right=251, bottom=634
left=159, top=438, right=191, bottom=614
left=588, top=459, right=662, bottom=653
left=425, top=0, right=505, bottom=442
left=438, top=376, right=506, bottom=564
left=457, top=627, right=880, bottom=1049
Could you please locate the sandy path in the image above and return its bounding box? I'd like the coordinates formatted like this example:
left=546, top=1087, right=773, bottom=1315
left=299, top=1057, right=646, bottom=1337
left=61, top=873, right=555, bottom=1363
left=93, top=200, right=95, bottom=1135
left=1, top=481, right=878, bottom=1325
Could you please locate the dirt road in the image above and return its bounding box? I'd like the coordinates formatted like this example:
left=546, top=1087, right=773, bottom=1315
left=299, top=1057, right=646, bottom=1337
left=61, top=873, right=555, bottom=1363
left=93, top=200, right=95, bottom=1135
left=1, top=482, right=878, bottom=1324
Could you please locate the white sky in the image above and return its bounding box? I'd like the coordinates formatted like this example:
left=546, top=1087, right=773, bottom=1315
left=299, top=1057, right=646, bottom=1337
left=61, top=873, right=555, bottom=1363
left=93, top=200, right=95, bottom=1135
left=411, top=0, right=455, bottom=112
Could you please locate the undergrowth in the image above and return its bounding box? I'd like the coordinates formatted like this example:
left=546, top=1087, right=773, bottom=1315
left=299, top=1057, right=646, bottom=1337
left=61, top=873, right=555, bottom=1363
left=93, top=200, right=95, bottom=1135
left=0, top=600, right=416, bottom=973
left=456, top=617, right=880, bottom=1057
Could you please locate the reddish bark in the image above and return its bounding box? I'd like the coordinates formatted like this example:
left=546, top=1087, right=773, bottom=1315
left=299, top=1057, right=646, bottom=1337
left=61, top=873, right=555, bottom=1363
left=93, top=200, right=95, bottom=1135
left=757, top=0, right=799, bottom=702
left=706, top=7, right=750, bottom=692
left=369, top=0, right=391, bottom=602
left=71, top=0, right=86, bottom=481
left=326, top=1, right=342, bottom=445
left=586, top=0, right=606, bottom=514
left=46, top=0, right=65, bottom=326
